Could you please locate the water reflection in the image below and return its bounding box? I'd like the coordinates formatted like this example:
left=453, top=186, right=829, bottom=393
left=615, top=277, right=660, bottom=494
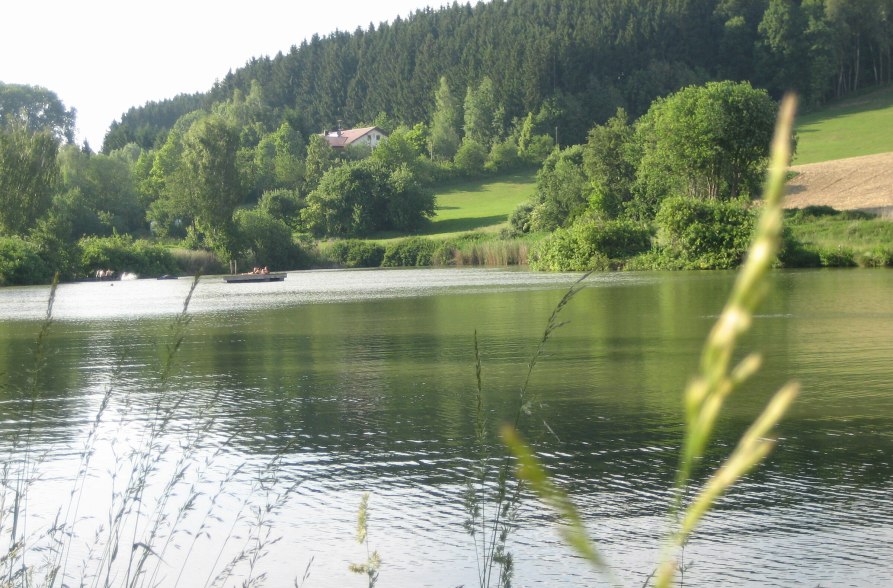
left=0, top=268, right=891, bottom=586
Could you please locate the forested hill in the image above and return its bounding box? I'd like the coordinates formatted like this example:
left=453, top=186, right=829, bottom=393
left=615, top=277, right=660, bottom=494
left=103, top=0, right=893, bottom=153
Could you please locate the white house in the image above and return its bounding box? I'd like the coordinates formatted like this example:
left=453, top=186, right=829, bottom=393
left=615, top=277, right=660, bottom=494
left=322, top=126, right=388, bottom=150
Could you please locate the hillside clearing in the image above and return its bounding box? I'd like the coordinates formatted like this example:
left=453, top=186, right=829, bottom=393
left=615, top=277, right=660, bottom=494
left=794, top=85, right=893, bottom=165
left=422, top=170, right=536, bottom=237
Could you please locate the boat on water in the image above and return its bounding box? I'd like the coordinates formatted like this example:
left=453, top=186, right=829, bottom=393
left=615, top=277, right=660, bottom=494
left=224, top=272, right=287, bottom=283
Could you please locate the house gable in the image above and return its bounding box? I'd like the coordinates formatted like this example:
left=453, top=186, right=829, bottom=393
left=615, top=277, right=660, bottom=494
left=322, top=126, right=388, bottom=149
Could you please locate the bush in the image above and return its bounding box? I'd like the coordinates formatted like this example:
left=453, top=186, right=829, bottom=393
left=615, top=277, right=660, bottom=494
left=855, top=247, right=893, bottom=267
left=431, top=239, right=460, bottom=266
left=453, top=139, right=487, bottom=177
left=508, top=200, right=537, bottom=235
left=234, top=209, right=306, bottom=270
left=654, top=196, right=756, bottom=269
left=530, top=219, right=651, bottom=271
left=485, top=138, right=521, bottom=173
left=258, top=189, right=306, bottom=230
left=328, top=240, right=386, bottom=268
left=79, top=234, right=178, bottom=277
left=381, top=237, right=436, bottom=267
left=0, top=236, right=53, bottom=286
left=817, top=246, right=857, bottom=267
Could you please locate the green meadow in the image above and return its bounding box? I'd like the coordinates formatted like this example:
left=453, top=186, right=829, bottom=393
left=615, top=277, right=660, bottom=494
left=422, top=169, right=536, bottom=237
left=794, top=84, right=893, bottom=165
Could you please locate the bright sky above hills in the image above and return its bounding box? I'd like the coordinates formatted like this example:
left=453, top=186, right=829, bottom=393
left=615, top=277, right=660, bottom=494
left=2, top=0, right=444, bottom=148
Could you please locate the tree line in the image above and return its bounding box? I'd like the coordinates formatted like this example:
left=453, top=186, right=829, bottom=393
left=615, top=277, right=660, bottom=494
left=105, top=0, right=893, bottom=154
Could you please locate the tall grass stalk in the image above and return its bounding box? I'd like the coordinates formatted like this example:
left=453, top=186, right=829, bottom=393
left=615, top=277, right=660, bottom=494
left=462, top=271, right=590, bottom=587
left=3, top=274, right=59, bottom=586
left=348, top=492, right=381, bottom=588
left=503, top=94, right=800, bottom=587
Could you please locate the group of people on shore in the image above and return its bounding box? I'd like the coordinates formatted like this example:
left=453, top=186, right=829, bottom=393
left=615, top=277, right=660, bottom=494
left=94, top=269, right=115, bottom=279
left=250, top=266, right=270, bottom=275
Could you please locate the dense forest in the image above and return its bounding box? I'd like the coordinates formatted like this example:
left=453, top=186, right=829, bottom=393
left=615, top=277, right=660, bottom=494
left=104, top=0, right=893, bottom=153
left=1, top=0, right=893, bottom=285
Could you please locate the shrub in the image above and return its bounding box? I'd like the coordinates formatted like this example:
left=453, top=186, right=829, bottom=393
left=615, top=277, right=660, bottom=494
left=234, top=209, right=306, bottom=270
left=79, top=234, right=178, bottom=277
left=328, top=240, right=386, bottom=268
left=817, top=246, right=857, bottom=267
left=508, top=200, right=536, bottom=235
left=381, top=237, right=436, bottom=267
left=453, top=139, right=487, bottom=177
left=855, top=247, right=893, bottom=267
left=530, top=219, right=652, bottom=271
left=258, top=189, right=306, bottom=230
left=485, top=138, right=521, bottom=173
left=0, top=236, right=53, bottom=286
left=654, top=196, right=756, bottom=269
left=431, top=239, right=460, bottom=266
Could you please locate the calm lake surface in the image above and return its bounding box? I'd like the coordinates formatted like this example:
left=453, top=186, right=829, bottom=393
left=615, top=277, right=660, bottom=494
left=0, top=268, right=891, bottom=587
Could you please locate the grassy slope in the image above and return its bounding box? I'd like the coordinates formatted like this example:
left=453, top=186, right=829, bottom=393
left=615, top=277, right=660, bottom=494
left=373, top=169, right=537, bottom=241
left=423, top=169, right=536, bottom=237
left=794, top=84, right=893, bottom=165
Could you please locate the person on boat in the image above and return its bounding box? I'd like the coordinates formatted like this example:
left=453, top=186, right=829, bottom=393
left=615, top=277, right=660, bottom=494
left=262, top=266, right=269, bottom=274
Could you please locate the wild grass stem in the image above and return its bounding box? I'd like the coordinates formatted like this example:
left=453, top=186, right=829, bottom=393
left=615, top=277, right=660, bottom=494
left=503, top=94, right=801, bottom=588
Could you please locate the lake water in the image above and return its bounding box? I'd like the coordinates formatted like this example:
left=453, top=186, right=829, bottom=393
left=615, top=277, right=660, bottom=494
left=0, top=268, right=891, bottom=587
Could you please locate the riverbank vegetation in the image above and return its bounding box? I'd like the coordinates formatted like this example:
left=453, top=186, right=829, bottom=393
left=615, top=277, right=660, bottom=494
left=2, top=1, right=893, bottom=286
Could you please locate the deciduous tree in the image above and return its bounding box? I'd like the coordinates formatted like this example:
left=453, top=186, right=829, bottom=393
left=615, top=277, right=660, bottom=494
left=0, top=122, right=59, bottom=235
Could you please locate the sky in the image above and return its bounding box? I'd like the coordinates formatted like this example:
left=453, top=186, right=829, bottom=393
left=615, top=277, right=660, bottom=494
left=1, top=0, right=445, bottom=148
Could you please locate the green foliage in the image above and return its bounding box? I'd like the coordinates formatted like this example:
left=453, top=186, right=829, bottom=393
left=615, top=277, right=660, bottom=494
left=56, top=144, right=145, bottom=236
left=173, top=114, right=245, bottom=259
left=634, top=81, right=777, bottom=205
left=78, top=234, right=178, bottom=277
left=464, top=76, right=502, bottom=148
left=654, top=195, right=757, bottom=269
left=103, top=92, right=204, bottom=152
left=0, top=236, right=53, bottom=286
left=302, top=160, right=435, bottom=238
left=583, top=108, right=635, bottom=219
left=169, top=247, right=226, bottom=275
left=530, top=219, right=652, bottom=271
left=258, top=188, right=306, bottom=230
left=327, top=240, right=386, bottom=268
left=381, top=237, right=436, bottom=267
left=527, top=145, right=588, bottom=232
left=429, top=76, right=462, bottom=161
left=0, top=121, right=59, bottom=235
left=485, top=138, right=521, bottom=174
left=784, top=206, right=893, bottom=267
left=507, top=200, right=536, bottom=235
left=303, top=134, right=342, bottom=192
left=234, top=208, right=305, bottom=270
left=453, top=138, right=487, bottom=177
left=0, top=81, right=76, bottom=143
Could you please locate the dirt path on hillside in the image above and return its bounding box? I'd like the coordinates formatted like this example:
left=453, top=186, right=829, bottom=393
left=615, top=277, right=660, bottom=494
left=785, top=152, right=893, bottom=217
